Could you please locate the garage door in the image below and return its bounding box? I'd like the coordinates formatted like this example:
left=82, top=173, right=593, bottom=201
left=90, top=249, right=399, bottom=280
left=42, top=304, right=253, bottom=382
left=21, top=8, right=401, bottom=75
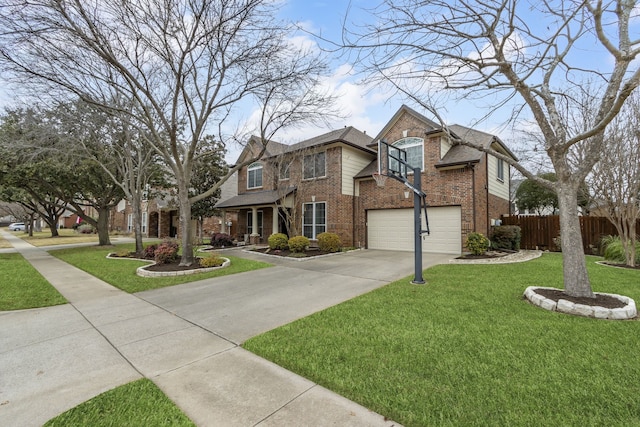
left=367, top=207, right=462, bottom=254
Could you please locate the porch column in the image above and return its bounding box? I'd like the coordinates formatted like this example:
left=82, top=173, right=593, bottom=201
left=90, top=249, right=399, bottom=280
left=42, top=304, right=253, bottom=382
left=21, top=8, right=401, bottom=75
left=251, top=207, right=259, bottom=237
left=220, top=209, right=227, bottom=234
left=272, top=205, right=279, bottom=236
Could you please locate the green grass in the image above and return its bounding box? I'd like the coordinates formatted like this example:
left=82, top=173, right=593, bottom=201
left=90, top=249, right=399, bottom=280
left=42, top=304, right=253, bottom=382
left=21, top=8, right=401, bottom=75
left=50, top=244, right=272, bottom=293
left=44, top=379, right=195, bottom=427
left=0, top=253, right=67, bottom=310
left=244, top=254, right=640, bottom=427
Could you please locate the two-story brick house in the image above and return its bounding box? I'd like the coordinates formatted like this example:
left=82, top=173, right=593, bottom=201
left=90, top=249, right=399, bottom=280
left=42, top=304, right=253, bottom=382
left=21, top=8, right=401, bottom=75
left=216, top=105, right=517, bottom=253
left=215, top=127, right=375, bottom=245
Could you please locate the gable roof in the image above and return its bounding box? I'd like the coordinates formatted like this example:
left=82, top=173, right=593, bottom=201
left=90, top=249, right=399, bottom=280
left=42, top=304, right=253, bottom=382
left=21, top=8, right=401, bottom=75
left=265, top=126, right=374, bottom=159
left=371, top=104, right=440, bottom=143
left=356, top=105, right=518, bottom=177
left=439, top=124, right=518, bottom=168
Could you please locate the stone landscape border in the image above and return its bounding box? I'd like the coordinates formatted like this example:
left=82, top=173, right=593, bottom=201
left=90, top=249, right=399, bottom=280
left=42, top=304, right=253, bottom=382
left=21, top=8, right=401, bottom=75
left=524, top=286, right=637, bottom=320
left=107, top=253, right=230, bottom=277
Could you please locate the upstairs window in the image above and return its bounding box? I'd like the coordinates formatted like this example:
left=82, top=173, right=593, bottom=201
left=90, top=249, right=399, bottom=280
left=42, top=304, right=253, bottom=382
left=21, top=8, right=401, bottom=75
left=303, top=152, right=326, bottom=179
left=392, top=137, right=424, bottom=172
left=247, top=162, right=263, bottom=189
left=497, top=158, right=504, bottom=182
left=279, top=161, right=291, bottom=180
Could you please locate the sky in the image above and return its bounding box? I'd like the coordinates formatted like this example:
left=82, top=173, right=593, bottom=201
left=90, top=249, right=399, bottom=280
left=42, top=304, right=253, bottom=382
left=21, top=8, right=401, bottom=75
left=1, top=1, right=636, bottom=167
left=247, top=0, right=522, bottom=163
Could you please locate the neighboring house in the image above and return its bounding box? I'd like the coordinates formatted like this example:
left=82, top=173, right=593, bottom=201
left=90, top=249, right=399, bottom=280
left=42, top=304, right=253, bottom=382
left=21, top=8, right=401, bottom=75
left=216, top=105, right=517, bottom=253
left=112, top=174, right=238, bottom=239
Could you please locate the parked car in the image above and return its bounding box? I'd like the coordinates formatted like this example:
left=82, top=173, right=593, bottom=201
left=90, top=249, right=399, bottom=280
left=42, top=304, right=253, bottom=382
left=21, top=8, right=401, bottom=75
left=8, top=222, right=25, bottom=231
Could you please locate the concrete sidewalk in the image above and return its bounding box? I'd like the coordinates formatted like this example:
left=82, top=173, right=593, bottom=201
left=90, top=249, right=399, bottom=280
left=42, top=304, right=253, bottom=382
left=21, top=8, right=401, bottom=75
left=0, top=232, right=451, bottom=426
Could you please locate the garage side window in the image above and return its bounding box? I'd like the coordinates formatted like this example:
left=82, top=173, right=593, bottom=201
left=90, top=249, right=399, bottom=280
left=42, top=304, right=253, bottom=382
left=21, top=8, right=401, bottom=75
left=247, top=162, right=263, bottom=189
left=497, top=158, right=504, bottom=182
left=393, top=137, right=424, bottom=172
left=303, top=202, right=326, bottom=239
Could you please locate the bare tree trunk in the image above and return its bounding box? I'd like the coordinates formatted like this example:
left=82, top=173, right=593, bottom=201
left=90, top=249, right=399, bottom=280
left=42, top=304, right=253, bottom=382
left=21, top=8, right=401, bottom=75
left=178, top=187, right=194, bottom=266
left=96, top=207, right=112, bottom=246
left=131, top=193, right=144, bottom=256
left=557, top=186, right=593, bottom=298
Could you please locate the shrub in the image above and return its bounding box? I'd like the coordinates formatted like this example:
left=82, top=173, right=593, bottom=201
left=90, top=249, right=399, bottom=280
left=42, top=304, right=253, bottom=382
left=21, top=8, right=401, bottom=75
left=154, top=240, right=179, bottom=265
left=77, top=224, right=94, bottom=234
left=317, top=232, right=342, bottom=252
left=142, top=244, right=158, bottom=259
left=466, top=232, right=490, bottom=255
left=268, top=233, right=289, bottom=250
left=600, top=235, right=640, bottom=265
left=199, top=255, right=225, bottom=268
left=115, top=249, right=134, bottom=258
left=490, top=225, right=521, bottom=251
left=288, top=235, right=310, bottom=253
left=210, top=233, right=234, bottom=248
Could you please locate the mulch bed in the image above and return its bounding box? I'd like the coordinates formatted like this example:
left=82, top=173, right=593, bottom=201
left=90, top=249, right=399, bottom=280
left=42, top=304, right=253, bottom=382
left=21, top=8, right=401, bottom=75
left=456, top=250, right=513, bottom=260
left=144, top=261, right=209, bottom=272
left=108, top=253, right=210, bottom=272
left=601, top=262, right=640, bottom=270
left=251, top=247, right=334, bottom=258
left=533, top=288, right=626, bottom=309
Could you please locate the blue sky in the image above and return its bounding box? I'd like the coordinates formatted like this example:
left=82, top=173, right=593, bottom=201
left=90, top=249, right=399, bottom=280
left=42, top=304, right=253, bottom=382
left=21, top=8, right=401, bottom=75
left=268, top=0, right=517, bottom=151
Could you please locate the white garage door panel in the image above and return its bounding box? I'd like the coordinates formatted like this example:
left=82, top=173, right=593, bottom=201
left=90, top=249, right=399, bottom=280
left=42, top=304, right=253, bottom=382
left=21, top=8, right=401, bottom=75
left=368, top=207, right=461, bottom=254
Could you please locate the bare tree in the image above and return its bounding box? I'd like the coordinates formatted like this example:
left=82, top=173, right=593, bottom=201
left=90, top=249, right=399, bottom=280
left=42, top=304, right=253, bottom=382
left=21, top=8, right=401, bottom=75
left=589, top=93, right=640, bottom=266
left=0, top=0, right=336, bottom=265
left=347, top=0, right=640, bottom=298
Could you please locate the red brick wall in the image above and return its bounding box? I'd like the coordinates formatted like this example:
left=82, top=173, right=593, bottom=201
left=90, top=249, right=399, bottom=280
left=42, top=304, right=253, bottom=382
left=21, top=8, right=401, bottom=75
left=355, top=114, right=480, bottom=249
left=235, top=145, right=357, bottom=246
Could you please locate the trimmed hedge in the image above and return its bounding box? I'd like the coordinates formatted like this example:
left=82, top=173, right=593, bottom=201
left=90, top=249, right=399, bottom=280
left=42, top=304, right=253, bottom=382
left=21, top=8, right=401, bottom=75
left=268, top=233, right=289, bottom=250
left=317, top=232, right=341, bottom=252
left=288, top=236, right=310, bottom=253
left=490, top=225, right=521, bottom=251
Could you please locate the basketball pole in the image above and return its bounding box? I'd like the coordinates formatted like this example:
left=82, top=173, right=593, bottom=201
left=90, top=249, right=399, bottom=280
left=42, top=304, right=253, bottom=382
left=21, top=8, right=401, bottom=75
left=411, top=166, right=425, bottom=284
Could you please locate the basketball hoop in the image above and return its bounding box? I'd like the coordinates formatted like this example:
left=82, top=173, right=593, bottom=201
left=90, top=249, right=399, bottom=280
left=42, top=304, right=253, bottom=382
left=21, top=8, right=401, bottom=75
left=372, top=172, right=387, bottom=187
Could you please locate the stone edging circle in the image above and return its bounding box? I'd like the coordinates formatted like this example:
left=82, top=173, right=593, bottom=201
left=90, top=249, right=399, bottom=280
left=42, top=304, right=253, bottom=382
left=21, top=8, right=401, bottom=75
left=107, top=253, right=230, bottom=277
left=449, top=250, right=542, bottom=264
left=524, top=286, right=637, bottom=320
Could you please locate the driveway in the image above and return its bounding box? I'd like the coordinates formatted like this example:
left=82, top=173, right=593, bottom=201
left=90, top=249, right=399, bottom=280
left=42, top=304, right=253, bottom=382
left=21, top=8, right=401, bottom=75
left=138, top=249, right=455, bottom=344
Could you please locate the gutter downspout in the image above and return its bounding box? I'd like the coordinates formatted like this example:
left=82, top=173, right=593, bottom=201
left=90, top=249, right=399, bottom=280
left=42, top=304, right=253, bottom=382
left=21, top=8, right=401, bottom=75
left=469, top=162, right=476, bottom=232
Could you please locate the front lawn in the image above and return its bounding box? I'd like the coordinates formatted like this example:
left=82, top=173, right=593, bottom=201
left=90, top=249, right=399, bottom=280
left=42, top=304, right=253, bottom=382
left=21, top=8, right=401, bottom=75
left=51, top=244, right=272, bottom=293
left=0, top=253, right=67, bottom=310
left=44, top=379, right=195, bottom=427
left=19, top=229, right=123, bottom=246
left=243, top=254, right=640, bottom=427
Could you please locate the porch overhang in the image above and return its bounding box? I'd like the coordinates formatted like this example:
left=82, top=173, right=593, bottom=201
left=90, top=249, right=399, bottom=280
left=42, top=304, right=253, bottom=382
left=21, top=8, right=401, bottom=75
left=214, top=187, right=295, bottom=209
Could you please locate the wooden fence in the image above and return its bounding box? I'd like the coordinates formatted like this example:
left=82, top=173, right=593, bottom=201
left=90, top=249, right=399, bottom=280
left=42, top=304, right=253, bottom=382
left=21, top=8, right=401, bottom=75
left=500, top=215, right=640, bottom=253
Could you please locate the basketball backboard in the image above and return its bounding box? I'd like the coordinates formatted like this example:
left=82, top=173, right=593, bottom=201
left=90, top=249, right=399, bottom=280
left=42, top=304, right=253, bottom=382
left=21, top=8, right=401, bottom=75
left=378, top=139, right=408, bottom=180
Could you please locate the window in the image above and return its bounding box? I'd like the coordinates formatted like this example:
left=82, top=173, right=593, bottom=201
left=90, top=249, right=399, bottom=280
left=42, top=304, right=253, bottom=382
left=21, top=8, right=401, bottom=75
left=141, top=211, right=147, bottom=234
left=303, top=152, right=326, bottom=179
left=127, top=213, right=133, bottom=232
left=392, top=137, right=424, bottom=172
left=497, top=158, right=504, bottom=182
left=303, top=202, right=326, bottom=239
left=279, top=161, right=291, bottom=180
left=247, top=210, right=263, bottom=235
left=247, top=162, right=263, bottom=189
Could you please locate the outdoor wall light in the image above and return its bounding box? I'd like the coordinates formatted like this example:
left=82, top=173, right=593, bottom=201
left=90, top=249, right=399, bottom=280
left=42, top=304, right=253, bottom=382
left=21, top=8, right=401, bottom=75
left=404, top=190, right=411, bottom=199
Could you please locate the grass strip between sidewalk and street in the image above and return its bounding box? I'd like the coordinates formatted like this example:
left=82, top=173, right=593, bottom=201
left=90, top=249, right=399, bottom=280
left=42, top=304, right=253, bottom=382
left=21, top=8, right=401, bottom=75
left=43, top=379, right=195, bottom=427
left=50, top=244, right=272, bottom=293
left=243, top=253, right=640, bottom=427
left=0, top=253, right=67, bottom=310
